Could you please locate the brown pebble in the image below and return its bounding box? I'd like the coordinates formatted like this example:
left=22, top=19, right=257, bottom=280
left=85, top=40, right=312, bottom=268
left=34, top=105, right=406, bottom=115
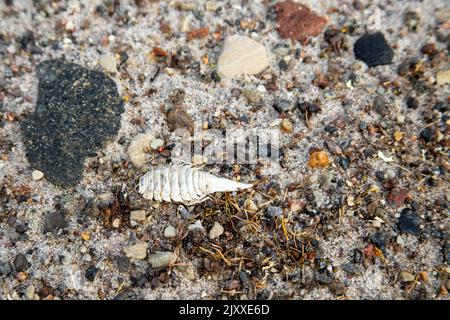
left=166, top=105, right=194, bottom=135
left=421, top=43, right=436, bottom=55
left=275, top=0, right=327, bottom=44
left=308, top=150, right=330, bottom=168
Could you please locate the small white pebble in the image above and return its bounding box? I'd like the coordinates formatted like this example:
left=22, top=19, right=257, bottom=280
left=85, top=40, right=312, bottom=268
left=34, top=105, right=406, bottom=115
left=208, top=222, right=224, bottom=239
left=164, top=225, right=177, bottom=238
left=257, top=84, right=267, bottom=93
left=32, top=170, right=44, bottom=181
left=112, top=218, right=121, bottom=228
left=99, top=53, right=117, bottom=73
left=130, top=210, right=146, bottom=223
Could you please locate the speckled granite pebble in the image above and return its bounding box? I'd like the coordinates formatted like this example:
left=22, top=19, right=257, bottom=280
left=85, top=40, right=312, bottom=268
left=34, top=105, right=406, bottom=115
left=21, top=59, right=124, bottom=187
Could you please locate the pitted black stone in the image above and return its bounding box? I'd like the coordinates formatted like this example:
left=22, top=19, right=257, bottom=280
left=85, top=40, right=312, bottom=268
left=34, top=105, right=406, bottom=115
left=21, top=60, right=124, bottom=187
left=354, top=32, right=394, bottom=67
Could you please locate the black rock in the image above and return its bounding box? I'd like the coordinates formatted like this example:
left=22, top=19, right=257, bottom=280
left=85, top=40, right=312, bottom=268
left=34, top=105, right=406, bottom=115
left=371, top=232, right=387, bottom=250
left=0, top=261, right=13, bottom=276
left=15, top=223, right=29, bottom=234
left=406, top=96, right=419, bottom=109
left=21, top=60, right=124, bottom=187
left=397, top=209, right=420, bottom=235
left=298, top=102, right=321, bottom=114
left=85, top=265, right=98, bottom=282
left=354, top=32, right=394, bottom=67
left=117, top=255, right=131, bottom=273
left=273, top=99, right=291, bottom=113
left=363, top=147, right=376, bottom=158
left=433, top=101, right=448, bottom=113
left=324, top=125, right=337, bottom=133
left=420, top=127, right=435, bottom=142
left=13, top=254, right=29, bottom=272
left=373, top=96, right=389, bottom=116
left=43, top=211, right=68, bottom=233
left=278, top=59, right=289, bottom=71
left=339, top=157, right=349, bottom=169
left=210, top=70, right=221, bottom=82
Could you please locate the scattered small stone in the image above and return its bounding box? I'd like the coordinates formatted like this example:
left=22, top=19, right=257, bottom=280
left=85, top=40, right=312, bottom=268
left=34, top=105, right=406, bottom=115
left=273, top=99, right=292, bottom=113
left=112, top=218, right=121, bottom=228
left=420, top=127, right=435, bottom=142
left=244, top=199, right=259, bottom=212
left=242, top=89, right=261, bottom=104
left=397, top=208, right=420, bottom=235
left=127, top=133, right=154, bottom=168
left=0, top=261, right=13, bottom=276
left=353, top=32, right=394, bottom=67
left=204, top=1, right=219, bottom=11
left=308, top=150, right=330, bottom=168
left=13, top=254, right=29, bottom=272
left=43, top=211, right=67, bottom=233
left=419, top=271, right=429, bottom=283
left=289, top=199, right=304, bottom=212
left=130, top=210, right=146, bottom=223
left=98, top=53, right=117, bottom=73
left=25, top=285, right=35, bottom=299
left=208, top=222, right=224, bottom=239
left=399, top=271, right=415, bottom=283
left=21, top=60, right=124, bottom=187
left=216, top=35, right=270, bottom=78
left=123, top=242, right=148, bottom=260
left=150, top=139, right=164, bottom=151
left=117, top=256, right=131, bottom=273
left=406, top=96, right=419, bottom=109
left=421, top=43, right=436, bottom=55
left=347, top=195, right=355, bottom=207
left=436, top=69, right=450, bottom=85
left=175, top=1, right=197, bottom=11
left=166, top=105, right=194, bottom=136
left=298, top=102, right=321, bottom=114
left=31, top=170, right=44, bottom=181
left=394, top=131, right=403, bottom=142
left=85, top=265, right=98, bottom=282
left=373, top=96, right=390, bottom=116
left=433, top=101, right=448, bottom=112
left=164, top=225, right=177, bottom=238
left=388, top=187, right=409, bottom=207
left=325, top=141, right=342, bottom=155
left=148, top=251, right=177, bottom=269
left=281, top=118, right=293, bottom=132
left=274, top=1, right=327, bottom=43
left=266, top=206, right=283, bottom=218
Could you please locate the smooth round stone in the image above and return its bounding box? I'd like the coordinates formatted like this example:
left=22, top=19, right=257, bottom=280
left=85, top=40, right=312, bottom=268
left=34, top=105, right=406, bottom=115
left=32, top=170, right=44, bottom=180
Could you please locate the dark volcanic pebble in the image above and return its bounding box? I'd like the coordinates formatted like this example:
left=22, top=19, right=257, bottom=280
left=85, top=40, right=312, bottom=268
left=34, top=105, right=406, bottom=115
left=397, top=209, right=420, bottom=235
left=406, top=96, right=419, bottom=109
left=13, top=254, right=29, bottom=272
left=353, top=32, right=394, bottom=67
left=21, top=59, right=124, bottom=188
left=420, top=127, right=435, bottom=142
left=43, top=211, right=68, bottom=233
left=85, top=265, right=99, bottom=282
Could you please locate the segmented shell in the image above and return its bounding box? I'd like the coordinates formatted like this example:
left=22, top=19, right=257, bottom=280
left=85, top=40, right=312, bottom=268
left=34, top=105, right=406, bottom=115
left=138, top=165, right=253, bottom=205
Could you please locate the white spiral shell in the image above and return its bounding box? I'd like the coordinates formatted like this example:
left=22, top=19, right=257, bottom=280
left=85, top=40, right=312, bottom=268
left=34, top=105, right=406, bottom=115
left=138, top=165, right=253, bottom=205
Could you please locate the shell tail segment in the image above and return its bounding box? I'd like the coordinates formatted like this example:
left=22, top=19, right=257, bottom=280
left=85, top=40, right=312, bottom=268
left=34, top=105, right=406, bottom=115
left=210, top=176, right=253, bottom=193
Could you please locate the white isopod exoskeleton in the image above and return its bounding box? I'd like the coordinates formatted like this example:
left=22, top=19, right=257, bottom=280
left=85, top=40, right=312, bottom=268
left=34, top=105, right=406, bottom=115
left=138, top=165, right=253, bottom=205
